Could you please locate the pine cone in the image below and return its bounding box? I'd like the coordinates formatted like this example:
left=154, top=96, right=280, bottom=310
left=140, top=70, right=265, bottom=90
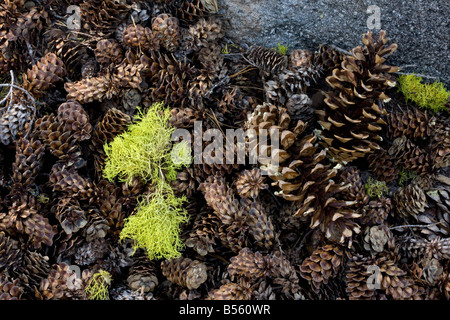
left=361, top=197, right=392, bottom=225
left=285, top=93, right=314, bottom=122
left=0, top=231, right=22, bottom=271
left=386, top=107, right=433, bottom=140
left=208, top=279, right=253, bottom=300
left=127, top=252, right=159, bottom=293
left=406, top=237, right=450, bottom=260
left=49, top=163, right=95, bottom=200
left=236, top=168, right=268, bottom=199
left=122, top=24, right=159, bottom=52
left=55, top=197, right=87, bottom=235
left=0, top=276, right=23, bottom=300
left=80, top=0, right=129, bottom=34
left=228, top=247, right=267, bottom=282
left=299, top=244, right=347, bottom=293
left=339, top=166, right=369, bottom=208
left=95, top=179, right=124, bottom=238
left=0, top=101, right=34, bottom=145
left=95, top=38, right=124, bottom=65
left=316, top=30, right=398, bottom=163
left=83, top=209, right=110, bottom=242
left=362, top=224, right=394, bottom=253
left=57, top=100, right=92, bottom=141
left=11, top=137, right=45, bottom=188
left=151, top=14, right=180, bottom=52
left=388, top=135, right=433, bottom=175
left=23, top=213, right=56, bottom=249
left=74, top=238, right=109, bottom=266
left=345, top=254, right=378, bottom=300
left=188, top=17, right=224, bottom=49
left=22, top=52, right=66, bottom=98
left=65, top=74, right=118, bottom=104
left=10, top=251, right=50, bottom=295
left=161, top=257, right=207, bottom=290
left=246, top=200, right=277, bottom=250
left=176, top=0, right=210, bottom=25
left=313, top=44, right=344, bottom=72
left=430, top=119, right=450, bottom=169
left=244, top=45, right=287, bottom=74
left=90, top=108, right=131, bottom=177
left=393, top=178, right=428, bottom=219
left=185, top=206, right=219, bottom=256
left=367, top=148, right=399, bottom=183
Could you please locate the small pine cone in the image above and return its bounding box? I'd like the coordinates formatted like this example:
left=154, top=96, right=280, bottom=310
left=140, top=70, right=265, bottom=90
left=95, top=179, right=124, bottom=236
left=188, top=17, right=224, bottom=49
left=246, top=201, right=277, bottom=250
left=37, top=262, right=87, bottom=300
left=22, top=52, right=66, bottom=98
left=5, top=191, right=38, bottom=232
left=10, top=251, right=50, bottom=295
left=285, top=93, right=314, bottom=122
left=313, top=44, right=344, bottom=72
left=49, top=163, right=95, bottom=200
left=236, top=168, right=268, bottom=199
left=74, top=238, right=109, bottom=266
left=361, top=197, right=392, bottom=225
left=185, top=206, right=219, bottom=256
left=430, top=120, right=450, bottom=169
left=208, top=279, right=253, bottom=300
left=244, top=45, right=287, bottom=74
left=90, top=108, right=131, bottom=177
left=386, top=107, right=433, bottom=140
left=65, top=74, right=118, bottom=104
left=289, top=49, right=313, bottom=69
left=406, top=237, right=450, bottom=260
left=345, top=255, right=377, bottom=300
left=0, top=277, right=23, bottom=300
left=122, top=24, right=159, bottom=52
left=362, top=224, right=394, bottom=253
left=23, top=213, right=56, bottom=249
left=83, top=209, right=110, bottom=242
left=34, top=114, right=82, bottom=164
left=95, top=39, right=124, bottom=65
left=127, top=252, right=159, bottom=293
left=151, top=13, right=180, bottom=52
left=299, top=244, right=346, bottom=293
left=367, top=148, right=399, bottom=183
left=0, top=231, right=23, bottom=270
left=339, top=166, right=369, bottom=207
left=228, top=247, right=267, bottom=282
left=11, top=137, right=45, bottom=188
left=0, top=101, right=34, bottom=145
left=176, top=0, right=209, bottom=24
left=267, top=250, right=301, bottom=297
left=161, top=257, right=208, bottom=290
left=112, top=61, right=146, bottom=91
left=388, top=136, right=433, bottom=175
left=55, top=198, right=87, bottom=235
left=57, top=100, right=93, bottom=141
left=170, top=107, right=202, bottom=129
left=171, top=168, right=198, bottom=198
left=393, top=179, right=427, bottom=219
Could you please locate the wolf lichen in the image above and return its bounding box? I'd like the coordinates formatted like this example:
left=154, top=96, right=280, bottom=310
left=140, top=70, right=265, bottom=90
left=273, top=43, right=289, bottom=55
left=103, top=102, right=180, bottom=184
left=364, top=177, right=389, bottom=199
left=120, top=184, right=189, bottom=260
left=397, top=74, right=449, bottom=113
left=85, top=270, right=111, bottom=300
left=398, top=167, right=418, bottom=186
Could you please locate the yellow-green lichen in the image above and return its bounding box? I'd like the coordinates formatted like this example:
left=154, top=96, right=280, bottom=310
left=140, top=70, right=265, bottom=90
left=273, top=43, right=289, bottom=55
left=398, top=167, right=418, bottom=186
left=85, top=270, right=111, bottom=300
left=397, top=74, right=449, bottom=113
left=103, top=102, right=181, bottom=184
left=364, top=177, right=389, bottom=199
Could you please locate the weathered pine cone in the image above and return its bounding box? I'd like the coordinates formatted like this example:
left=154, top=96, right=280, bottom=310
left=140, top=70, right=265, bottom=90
left=161, top=257, right=208, bottom=290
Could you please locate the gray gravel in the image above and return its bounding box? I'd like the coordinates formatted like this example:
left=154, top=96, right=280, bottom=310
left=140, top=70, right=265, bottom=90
left=218, top=0, right=450, bottom=86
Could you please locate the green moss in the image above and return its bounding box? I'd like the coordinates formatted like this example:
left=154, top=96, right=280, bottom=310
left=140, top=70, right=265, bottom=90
left=397, top=74, right=449, bottom=113
left=103, top=102, right=181, bottom=185
left=273, top=43, right=289, bottom=55
left=119, top=184, right=188, bottom=260
left=364, top=177, right=389, bottom=199
left=85, top=270, right=111, bottom=300
left=398, top=167, right=418, bottom=186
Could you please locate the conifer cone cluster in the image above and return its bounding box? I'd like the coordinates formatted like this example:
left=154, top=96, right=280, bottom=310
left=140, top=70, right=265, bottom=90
left=0, top=1, right=448, bottom=301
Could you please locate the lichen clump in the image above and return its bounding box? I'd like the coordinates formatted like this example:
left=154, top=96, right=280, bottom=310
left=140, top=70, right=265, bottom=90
left=85, top=270, right=112, bottom=300
left=103, top=102, right=180, bottom=184
left=397, top=74, right=449, bottom=113
left=364, top=177, right=389, bottom=199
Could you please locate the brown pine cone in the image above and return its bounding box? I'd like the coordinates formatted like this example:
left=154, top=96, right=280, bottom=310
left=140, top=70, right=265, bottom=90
left=361, top=197, right=392, bottom=225
left=289, top=49, right=313, bottom=69
left=244, top=45, right=287, bottom=74
left=188, top=17, right=224, bottom=49
left=122, top=24, right=159, bottom=51
left=22, top=52, right=66, bottom=98
left=299, top=244, right=347, bottom=293
left=95, top=179, right=124, bottom=238
left=0, top=231, right=23, bottom=271
left=95, top=39, right=124, bottom=65
left=151, top=13, right=180, bottom=52
left=23, top=213, right=56, bottom=249
left=49, top=163, right=95, bottom=200
left=161, top=257, right=207, bottom=290
left=185, top=206, right=219, bottom=256
left=57, top=100, right=92, bottom=141
left=0, top=100, right=35, bottom=146
left=208, top=279, right=253, bottom=300
left=362, top=224, right=394, bottom=253
left=430, top=119, right=450, bottom=169
left=236, top=168, right=268, bottom=199
left=393, top=178, right=428, bottom=219
left=55, top=198, right=87, bottom=235
left=246, top=200, right=277, bottom=250
left=228, top=247, right=267, bottom=282
left=313, top=44, right=344, bottom=72
left=367, top=148, right=399, bottom=183
left=11, top=137, right=44, bottom=188
left=405, top=237, right=450, bottom=260
left=0, top=276, right=23, bottom=300
left=65, top=74, right=118, bottom=104
left=388, top=135, right=433, bottom=175
left=176, top=0, right=210, bottom=24
left=127, top=252, right=159, bottom=293
left=339, top=166, right=369, bottom=207
left=83, top=209, right=110, bottom=242
left=345, top=255, right=377, bottom=300
left=10, top=251, right=50, bottom=295
left=386, top=107, right=433, bottom=140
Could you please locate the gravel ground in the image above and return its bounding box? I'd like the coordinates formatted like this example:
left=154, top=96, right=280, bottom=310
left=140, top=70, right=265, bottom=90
left=218, top=0, right=450, bottom=86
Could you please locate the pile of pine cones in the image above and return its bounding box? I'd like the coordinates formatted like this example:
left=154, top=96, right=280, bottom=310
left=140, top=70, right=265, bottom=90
left=0, top=0, right=449, bottom=300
